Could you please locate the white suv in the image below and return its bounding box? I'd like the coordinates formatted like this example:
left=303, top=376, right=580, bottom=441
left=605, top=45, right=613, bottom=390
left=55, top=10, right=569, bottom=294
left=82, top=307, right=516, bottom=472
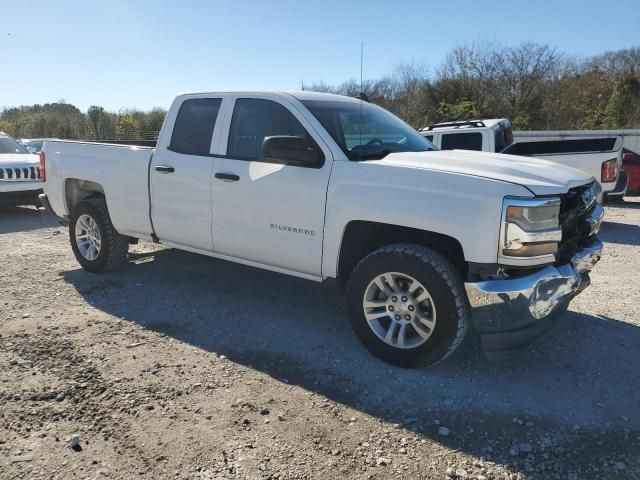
left=0, top=133, right=44, bottom=207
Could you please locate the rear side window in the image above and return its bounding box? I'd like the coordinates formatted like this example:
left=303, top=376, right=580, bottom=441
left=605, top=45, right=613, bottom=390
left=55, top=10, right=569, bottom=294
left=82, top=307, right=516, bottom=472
left=170, top=98, right=222, bottom=156
left=422, top=134, right=434, bottom=142
left=227, top=98, right=317, bottom=162
left=494, top=124, right=514, bottom=152
left=441, top=132, right=483, bottom=151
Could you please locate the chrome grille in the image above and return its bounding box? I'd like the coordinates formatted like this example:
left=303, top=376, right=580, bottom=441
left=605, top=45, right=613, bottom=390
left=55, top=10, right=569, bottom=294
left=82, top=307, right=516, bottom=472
left=0, top=166, right=41, bottom=181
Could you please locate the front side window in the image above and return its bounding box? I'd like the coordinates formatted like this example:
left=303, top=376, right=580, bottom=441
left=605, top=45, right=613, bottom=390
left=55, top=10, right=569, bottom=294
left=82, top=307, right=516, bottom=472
left=0, top=136, right=28, bottom=154
left=170, top=98, right=222, bottom=156
left=441, top=132, right=483, bottom=151
left=227, top=98, right=318, bottom=163
left=301, top=99, right=436, bottom=160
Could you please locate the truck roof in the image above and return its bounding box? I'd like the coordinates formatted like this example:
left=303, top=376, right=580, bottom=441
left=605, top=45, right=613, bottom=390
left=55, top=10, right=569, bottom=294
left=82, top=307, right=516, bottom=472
left=420, top=118, right=508, bottom=132
left=175, top=90, right=361, bottom=103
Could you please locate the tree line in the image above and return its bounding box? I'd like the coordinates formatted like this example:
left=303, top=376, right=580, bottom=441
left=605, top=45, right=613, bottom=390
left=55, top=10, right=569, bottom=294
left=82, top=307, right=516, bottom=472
left=1, top=42, right=639, bottom=141
left=0, top=104, right=166, bottom=141
left=304, top=42, right=640, bottom=131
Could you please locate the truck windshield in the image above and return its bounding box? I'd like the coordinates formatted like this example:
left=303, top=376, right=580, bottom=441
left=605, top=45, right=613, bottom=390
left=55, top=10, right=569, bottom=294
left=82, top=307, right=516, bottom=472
left=301, top=99, right=437, bottom=160
left=0, top=136, right=29, bottom=154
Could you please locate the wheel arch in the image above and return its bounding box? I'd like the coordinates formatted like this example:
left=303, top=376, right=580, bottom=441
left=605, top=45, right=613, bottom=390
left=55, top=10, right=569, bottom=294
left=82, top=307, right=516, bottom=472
left=336, top=220, right=467, bottom=285
left=65, top=178, right=106, bottom=214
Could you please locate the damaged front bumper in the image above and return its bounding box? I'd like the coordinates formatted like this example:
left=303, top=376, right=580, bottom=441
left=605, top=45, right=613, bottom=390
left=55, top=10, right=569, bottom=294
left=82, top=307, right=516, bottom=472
left=465, top=237, right=603, bottom=361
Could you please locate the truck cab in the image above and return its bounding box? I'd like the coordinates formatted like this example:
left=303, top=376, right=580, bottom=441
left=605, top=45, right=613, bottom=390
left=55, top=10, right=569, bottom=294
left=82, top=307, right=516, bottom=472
left=420, top=118, right=514, bottom=153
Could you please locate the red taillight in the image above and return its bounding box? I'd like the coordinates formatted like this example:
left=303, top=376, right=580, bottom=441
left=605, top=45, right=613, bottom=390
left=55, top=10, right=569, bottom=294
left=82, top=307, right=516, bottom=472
left=39, top=151, right=46, bottom=182
left=601, top=158, right=617, bottom=183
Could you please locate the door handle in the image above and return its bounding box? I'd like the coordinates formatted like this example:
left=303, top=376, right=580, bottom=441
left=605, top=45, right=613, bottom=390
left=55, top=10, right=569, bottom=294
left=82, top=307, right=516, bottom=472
left=155, top=165, right=175, bottom=174
left=215, top=172, right=240, bottom=182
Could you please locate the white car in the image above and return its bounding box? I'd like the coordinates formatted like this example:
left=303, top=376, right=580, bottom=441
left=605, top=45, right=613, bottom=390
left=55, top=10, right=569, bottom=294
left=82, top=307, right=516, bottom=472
left=41, top=91, right=603, bottom=366
left=18, top=138, right=47, bottom=153
left=0, top=133, right=44, bottom=207
left=419, top=118, right=624, bottom=202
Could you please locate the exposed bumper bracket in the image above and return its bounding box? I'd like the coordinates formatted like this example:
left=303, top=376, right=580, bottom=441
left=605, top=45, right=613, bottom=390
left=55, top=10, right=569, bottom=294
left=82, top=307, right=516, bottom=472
left=465, top=237, right=603, bottom=361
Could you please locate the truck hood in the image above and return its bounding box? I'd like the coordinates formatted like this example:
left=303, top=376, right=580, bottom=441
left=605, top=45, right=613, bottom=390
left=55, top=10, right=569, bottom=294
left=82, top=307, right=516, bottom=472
left=375, top=150, right=593, bottom=196
left=0, top=153, right=40, bottom=168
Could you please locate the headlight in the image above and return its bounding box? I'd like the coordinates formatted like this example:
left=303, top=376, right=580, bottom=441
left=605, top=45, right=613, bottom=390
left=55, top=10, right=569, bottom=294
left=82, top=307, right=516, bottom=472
left=499, top=197, right=562, bottom=266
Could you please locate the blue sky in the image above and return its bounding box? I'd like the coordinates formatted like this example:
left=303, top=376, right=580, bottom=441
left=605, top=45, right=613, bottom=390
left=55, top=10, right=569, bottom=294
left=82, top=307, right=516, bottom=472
left=1, top=0, right=639, bottom=112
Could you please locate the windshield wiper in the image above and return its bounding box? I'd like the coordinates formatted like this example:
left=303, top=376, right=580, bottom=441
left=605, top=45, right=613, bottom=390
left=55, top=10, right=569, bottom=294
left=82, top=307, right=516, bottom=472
left=351, top=148, right=392, bottom=161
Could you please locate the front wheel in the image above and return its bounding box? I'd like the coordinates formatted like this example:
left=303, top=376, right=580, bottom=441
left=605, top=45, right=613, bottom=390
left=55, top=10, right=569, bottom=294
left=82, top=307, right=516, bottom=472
left=69, top=198, right=129, bottom=273
left=346, top=244, right=470, bottom=368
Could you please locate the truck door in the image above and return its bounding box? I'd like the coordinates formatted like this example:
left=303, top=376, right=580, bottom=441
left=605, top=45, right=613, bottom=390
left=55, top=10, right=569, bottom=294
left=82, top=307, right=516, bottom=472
left=150, top=97, right=223, bottom=250
left=210, top=95, right=332, bottom=277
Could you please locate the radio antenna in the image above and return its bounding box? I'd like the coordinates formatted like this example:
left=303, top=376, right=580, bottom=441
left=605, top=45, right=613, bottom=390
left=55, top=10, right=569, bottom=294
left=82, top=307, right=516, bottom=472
left=358, top=42, right=369, bottom=102
left=358, top=42, right=365, bottom=147
left=360, top=41, right=363, bottom=94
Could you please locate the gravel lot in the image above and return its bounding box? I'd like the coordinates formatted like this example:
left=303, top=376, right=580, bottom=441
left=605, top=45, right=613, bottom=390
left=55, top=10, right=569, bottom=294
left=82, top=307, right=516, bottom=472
left=1, top=200, right=639, bottom=480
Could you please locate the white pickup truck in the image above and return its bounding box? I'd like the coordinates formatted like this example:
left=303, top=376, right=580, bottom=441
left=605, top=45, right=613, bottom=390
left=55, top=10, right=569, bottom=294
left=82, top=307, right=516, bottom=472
left=419, top=118, right=625, bottom=202
left=41, top=91, right=604, bottom=367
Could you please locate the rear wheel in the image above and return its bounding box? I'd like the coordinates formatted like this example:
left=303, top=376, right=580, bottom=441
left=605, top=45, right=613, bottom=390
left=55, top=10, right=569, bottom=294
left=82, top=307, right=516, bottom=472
left=69, top=198, right=129, bottom=272
left=346, top=243, right=469, bottom=367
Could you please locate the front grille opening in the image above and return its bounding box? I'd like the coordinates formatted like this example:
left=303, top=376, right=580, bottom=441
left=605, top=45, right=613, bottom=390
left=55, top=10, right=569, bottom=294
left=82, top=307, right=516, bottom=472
left=0, top=166, right=41, bottom=181
left=556, top=182, right=597, bottom=265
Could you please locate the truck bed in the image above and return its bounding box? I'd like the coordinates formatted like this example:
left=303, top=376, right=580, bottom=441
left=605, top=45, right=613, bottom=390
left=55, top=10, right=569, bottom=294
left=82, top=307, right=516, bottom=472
left=503, top=137, right=622, bottom=197
left=42, top=140, right=155, bottom=240
left=78, top=139, right=158, bottom=148
left=503, top=137, right=617, bottom=156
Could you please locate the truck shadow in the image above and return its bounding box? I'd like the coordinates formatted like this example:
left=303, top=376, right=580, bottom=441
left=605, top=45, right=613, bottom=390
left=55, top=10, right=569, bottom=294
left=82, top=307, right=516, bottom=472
left=60, top=247, right=640, bottom=475
left=0, top=206, right=61, bottom=234
left=607, top=199, right=640, bottom=210
left=600, top=221, right=640, bottom=246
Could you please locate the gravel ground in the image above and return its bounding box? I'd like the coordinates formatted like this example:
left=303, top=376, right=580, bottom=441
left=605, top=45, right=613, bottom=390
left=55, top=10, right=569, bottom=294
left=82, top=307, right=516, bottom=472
left=1, top=200, right=639, bottom=480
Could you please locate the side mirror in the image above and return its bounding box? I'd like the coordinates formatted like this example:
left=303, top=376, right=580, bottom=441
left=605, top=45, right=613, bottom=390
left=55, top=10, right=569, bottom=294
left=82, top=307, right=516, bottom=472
left=262, top=136, right=323, bottom=168
left=622, top=152, right=640, bottom=165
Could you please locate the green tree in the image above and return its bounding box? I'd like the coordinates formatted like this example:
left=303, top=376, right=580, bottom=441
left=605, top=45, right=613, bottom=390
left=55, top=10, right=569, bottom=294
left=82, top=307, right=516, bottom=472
left=437, top=100, right=479, bottom=120
left=139, top=108, right=166, bottom=139
left=606, top=75, right=640, bottom=128
left=0, top=119, right=16, bottom=136
left=116, top=115, right=139, bottom=140
left=87, top=106, right=116, bottom=139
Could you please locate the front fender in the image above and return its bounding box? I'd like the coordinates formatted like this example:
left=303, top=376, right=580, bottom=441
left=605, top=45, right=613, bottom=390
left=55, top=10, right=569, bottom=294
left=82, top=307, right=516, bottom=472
left=321, top=161, right=532, bottom=279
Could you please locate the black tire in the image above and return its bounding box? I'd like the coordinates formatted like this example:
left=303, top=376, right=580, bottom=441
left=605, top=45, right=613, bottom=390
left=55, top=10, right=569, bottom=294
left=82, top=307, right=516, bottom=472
left=69, top=198, right=129, bottom=273
left=346, top=243, right=470, bottom=368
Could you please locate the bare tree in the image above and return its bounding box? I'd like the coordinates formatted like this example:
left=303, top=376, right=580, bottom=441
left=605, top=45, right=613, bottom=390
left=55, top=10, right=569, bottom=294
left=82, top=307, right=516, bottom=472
left=588, top=47, right=640, bottom=81
left=494, top=43, right=564, bottom=127
left=437, top=41, right=502, bottom=114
